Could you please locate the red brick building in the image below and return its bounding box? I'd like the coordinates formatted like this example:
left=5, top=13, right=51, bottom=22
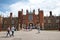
left=0, top=9, right=60, bottom=31
left=44, top=11, right=60, bottom=30
left=18, top=9, right=44, bottom=30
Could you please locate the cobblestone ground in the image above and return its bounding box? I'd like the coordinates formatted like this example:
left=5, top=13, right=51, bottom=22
left=0, top=29, right=60, bottom=40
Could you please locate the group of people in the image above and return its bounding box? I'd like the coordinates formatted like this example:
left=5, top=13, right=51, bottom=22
left=25, top=24, right=41, bottom=33
left=6, top=24, right=40, bottom=37
left=6, top=26, right=15, bottom=37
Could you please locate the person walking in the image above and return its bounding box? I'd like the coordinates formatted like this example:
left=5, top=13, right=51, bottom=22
left=37, top=23, right=40, bottom=33
left=11, top=26, right=15, bottom=36
left=6, top=26, right=11, bottom=37
left=30, top=25, right=32, bottom=31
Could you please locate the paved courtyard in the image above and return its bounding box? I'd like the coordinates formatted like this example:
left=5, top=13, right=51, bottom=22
left=0, top=29, right=60, bottom=40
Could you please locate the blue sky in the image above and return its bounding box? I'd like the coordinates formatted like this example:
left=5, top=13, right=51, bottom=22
left=0, top=0, right=60, bottom=17
left=0, top=0, right=28, bottom=12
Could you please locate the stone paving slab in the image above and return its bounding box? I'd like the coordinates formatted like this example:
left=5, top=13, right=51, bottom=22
left=0, top=29, right=60, bottom=40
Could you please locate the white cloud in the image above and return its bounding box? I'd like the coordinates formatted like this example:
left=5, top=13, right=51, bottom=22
left=0, top=11, right=10, bottom=17
left=52, top=7, right=60, bottom=16
left=9, top=0, right=45, bottom=16
left=1, top=0, right=60, bottom=17
left=29, top=0, right=45, bottom=4
left=0, top=11, right=4, bottom=16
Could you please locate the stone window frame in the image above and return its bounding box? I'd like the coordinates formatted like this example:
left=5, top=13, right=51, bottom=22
left=56, top=19, right=59, bottom=23
left=48, top=20, right=51, bottom=23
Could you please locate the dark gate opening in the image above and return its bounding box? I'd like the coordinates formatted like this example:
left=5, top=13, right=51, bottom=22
left=29, top=23, right=35, bottom=29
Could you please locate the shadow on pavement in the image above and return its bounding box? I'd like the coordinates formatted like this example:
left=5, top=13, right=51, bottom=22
left=0, top=36, right=11, bottom=38
left=12, top=38, right=22, bottom=40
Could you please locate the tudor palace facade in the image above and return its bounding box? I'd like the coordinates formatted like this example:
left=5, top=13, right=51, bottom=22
left=0, top=9, right=60, bottom=31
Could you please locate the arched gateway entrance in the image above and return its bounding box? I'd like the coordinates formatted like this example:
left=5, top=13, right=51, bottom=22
left=29, top=23, right=33, bottom=29
left=28, top=23, right=35, bottom=29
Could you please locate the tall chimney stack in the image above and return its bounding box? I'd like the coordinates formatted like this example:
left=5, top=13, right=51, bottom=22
left=33, top=9, right=35, bottom=14
left=10, top=12, right=12, bottom=19
left=50, top=11, right=52, bottom=16
left=21, top=9, right=23, bottom=14
left=38, top=8, right=40, bottom=12
left=26, top=10, right=28, bottom=14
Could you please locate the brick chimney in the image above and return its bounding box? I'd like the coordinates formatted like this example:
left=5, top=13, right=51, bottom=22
left=26, top=10, right=28, bottom=15
left=33, top=9, right=35, bottom=14
left=38, top=8, right=40, bottom=13
left=50, top=11, right=52, bottom=16
left=10, top=12, right=12, bottom=19
left=21, top=9, right=23, bottom=14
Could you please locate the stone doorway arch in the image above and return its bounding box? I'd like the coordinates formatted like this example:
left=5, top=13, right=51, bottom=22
left=28, top=23, right=35, bottom=29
